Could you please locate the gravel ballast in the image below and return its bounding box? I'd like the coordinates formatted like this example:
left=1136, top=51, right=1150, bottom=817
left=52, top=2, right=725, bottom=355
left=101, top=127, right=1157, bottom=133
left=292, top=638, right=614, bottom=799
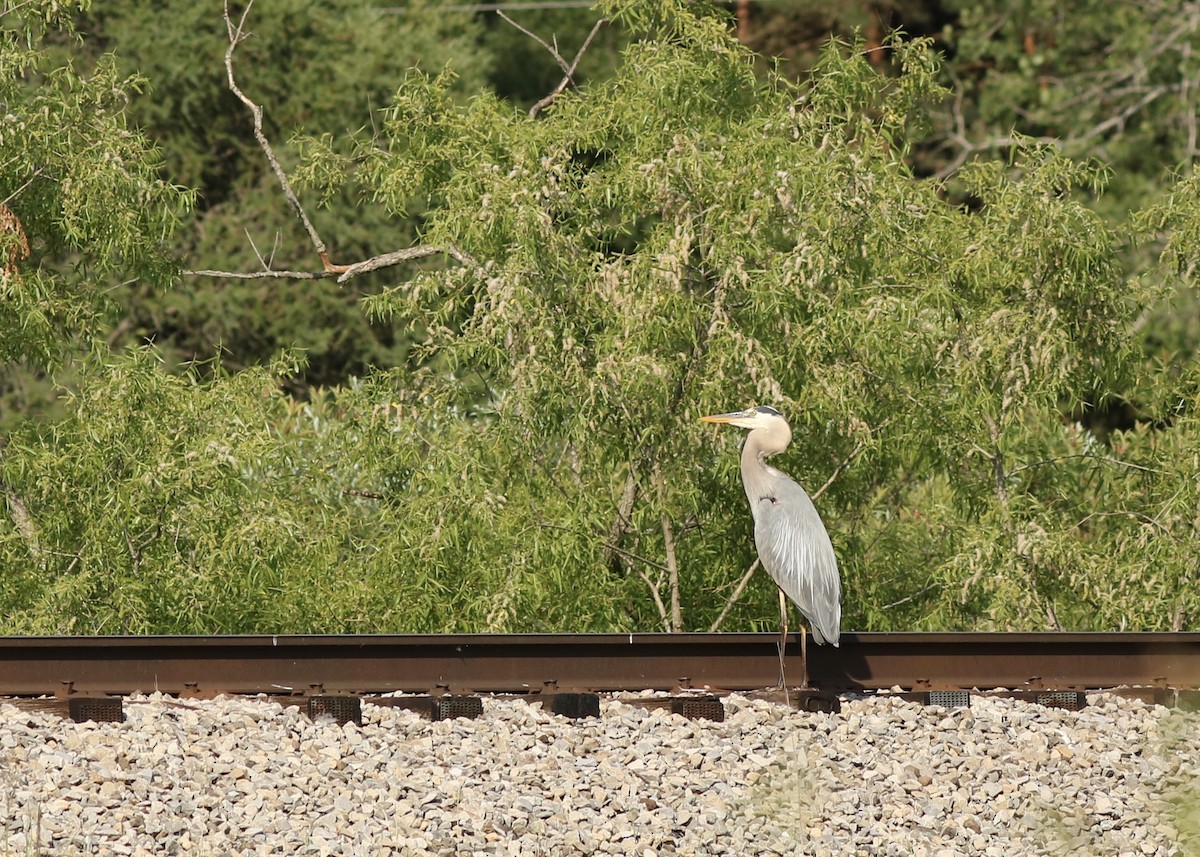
left=1, top=691, right=1196, bottom=855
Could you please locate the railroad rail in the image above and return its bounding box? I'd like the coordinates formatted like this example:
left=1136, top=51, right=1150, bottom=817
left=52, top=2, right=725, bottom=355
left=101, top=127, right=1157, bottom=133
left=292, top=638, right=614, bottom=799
left=2, top=632, right=1198, bottom=698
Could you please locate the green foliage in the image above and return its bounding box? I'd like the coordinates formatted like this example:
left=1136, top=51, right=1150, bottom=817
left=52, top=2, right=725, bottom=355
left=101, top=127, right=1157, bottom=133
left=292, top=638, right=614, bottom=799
left=1, top=0, right=90, bottom=38
left=2, top=350, right=309, bottom=633
left=0, top=352, right=652, bottom=634
left=62, top=0, right=493, bottom=385
left=934, top=0, right=1200, bottom=392
left=940, top=0, right=1192, bottom=173
left=2, top=0, right=1200, bottom=635
left=287, top=0, right=1188, bottom=633
left=0, top=4, right=191, bottom=367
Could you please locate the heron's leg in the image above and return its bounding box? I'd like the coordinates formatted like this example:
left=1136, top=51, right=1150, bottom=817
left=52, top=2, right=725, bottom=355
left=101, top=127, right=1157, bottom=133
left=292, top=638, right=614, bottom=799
left=777, top=588, right=789, bottom=689
left=800, top=621, right=809, bottom=689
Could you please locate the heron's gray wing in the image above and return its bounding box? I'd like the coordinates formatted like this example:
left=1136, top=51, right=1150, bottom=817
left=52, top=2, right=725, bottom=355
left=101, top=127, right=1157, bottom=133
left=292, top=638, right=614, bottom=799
left=752, top=478, right=842, bottom=646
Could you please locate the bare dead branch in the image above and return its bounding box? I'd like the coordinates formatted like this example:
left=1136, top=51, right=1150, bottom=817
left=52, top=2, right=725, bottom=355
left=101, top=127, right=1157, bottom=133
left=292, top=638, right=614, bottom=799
left=244, top=228, right=271, bottom=271
left=534, top=18, right=606, bottom=118
left=223, top=1, right=334, bottom=270
left=649, top=460, right=685, bottom=631
left=334, top=245, right=470, bottom=283
left=603, top=468, right=639, bottom=575
left=811, top=440, right=866, bottom=502
left=210, top=3, right=477, bottom=284
left=186, top=244, right=474, bottom=283
left=497, top=11, right=607, bottom=118
left=497, top=10, right=570, bottom=74
left=634, top=564, right=671, bottom=631
left=185, top=268, right=333, bottom=281
left=708, top=558, right=760, bottom=632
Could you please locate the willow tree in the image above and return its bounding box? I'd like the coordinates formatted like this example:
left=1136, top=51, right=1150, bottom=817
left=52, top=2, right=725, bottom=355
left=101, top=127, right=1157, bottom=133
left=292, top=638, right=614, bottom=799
left=289, top=0, right=1176, bottom=634
left=0, top=1, right=190, bottom=369
left=1, top=0, right=1195, bottom=634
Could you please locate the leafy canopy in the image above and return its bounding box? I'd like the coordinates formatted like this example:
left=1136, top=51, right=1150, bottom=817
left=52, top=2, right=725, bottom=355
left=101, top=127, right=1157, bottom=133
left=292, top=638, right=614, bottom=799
left=0, top=0, right=191, bottom=367
left=1, top=0, right=1197, bottom=634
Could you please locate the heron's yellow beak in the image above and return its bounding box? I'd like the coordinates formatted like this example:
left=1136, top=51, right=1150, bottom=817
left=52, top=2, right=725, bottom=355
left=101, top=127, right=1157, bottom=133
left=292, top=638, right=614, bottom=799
left=700, top=411, right=748, bottom=424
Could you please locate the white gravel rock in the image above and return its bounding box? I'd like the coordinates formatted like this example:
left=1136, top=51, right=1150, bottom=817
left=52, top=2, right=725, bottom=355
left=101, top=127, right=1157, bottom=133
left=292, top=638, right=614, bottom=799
left=0, top=691, right=1195, bottom=855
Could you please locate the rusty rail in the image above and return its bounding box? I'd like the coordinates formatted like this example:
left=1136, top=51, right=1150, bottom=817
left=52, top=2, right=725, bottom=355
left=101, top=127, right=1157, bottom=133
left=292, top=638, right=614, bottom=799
left=1, top=633, right=1197, bottom=697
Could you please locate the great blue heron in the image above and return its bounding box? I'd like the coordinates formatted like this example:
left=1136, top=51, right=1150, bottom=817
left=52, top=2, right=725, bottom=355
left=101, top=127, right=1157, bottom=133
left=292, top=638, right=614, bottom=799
left=701, top=405, right=841, bottom=688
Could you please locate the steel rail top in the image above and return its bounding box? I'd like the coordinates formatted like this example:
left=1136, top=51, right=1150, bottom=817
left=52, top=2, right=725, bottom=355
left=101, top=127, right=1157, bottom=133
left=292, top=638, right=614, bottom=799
left=1, top=632, right=1197, bottom=696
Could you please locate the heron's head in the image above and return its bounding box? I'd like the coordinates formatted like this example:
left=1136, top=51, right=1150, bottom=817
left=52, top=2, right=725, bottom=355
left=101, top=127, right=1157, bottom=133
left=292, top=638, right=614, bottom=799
left=702, top=405, right=792, bottom=456
left=700, top=405, right=787, bottom=431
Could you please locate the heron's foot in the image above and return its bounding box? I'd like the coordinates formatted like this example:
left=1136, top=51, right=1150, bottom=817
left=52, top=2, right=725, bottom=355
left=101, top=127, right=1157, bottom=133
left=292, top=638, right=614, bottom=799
left=766, top=683, right=790, bottom=708
left=774, top=643, right=792, bottom=707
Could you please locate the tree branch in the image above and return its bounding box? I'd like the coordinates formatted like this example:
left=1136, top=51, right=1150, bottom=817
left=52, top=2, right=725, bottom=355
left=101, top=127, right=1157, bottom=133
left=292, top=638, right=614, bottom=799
left=2, top=481, right=40, bottom=562
left=332, top=244, right=473, bottom=283
left=653, top=461, right=682, bottom=632
left=0, top=440, right=40, bottom=563
left=1071, top=508, right=1175, bottom=537
left=708, top=559, right=759, bottom=632
left=1006, top=453, right=1159, bottom=480
left=244, top=227, right=276, bottom=271
left=202, top=2, right=476, bottom=284
left=1, top=168, right=43, bottom=210
left=536, top=520, right=670, bottom=573
left=497, top=11, right=607, bottom=118
left=933, top=7, right=1196, bottom=182
left=811, top=440, right=866, bottom=502
left=1044, top=601, right=1062, bottom=631
left=124, top=528, right=142, bottom=577
left=883, top=581, right=941, bottom=611
left=1073, top=85, right=1170, bottom=144
left=635, top=564, right=671, bottom=631
left=497, top=9, right=571, bottom=74
left=982, top=412, right=1009, bottom=505
left=184, top=267, right=333, bottom=281
left=186, top=242, right=474, bottom=282
left=342, top=488, right=385, bottom=500
left=223, top=0, right=333, bottom=270
left=603, top=466, right=639, bottom=576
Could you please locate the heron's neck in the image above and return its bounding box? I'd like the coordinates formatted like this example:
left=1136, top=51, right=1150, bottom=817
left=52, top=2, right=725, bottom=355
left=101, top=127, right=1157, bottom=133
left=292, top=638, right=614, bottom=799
left=740, top=432, right=779, bottom=507
left=740, top=436, right=769, bottom=469
left=742, top=427, right=789, bottom=462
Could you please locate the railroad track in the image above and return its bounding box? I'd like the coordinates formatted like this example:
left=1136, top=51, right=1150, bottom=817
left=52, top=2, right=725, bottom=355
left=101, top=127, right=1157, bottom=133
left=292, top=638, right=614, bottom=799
left=2, top=632, right=1198, bottom=721
left=3, top=633, right=1198, bottom=854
